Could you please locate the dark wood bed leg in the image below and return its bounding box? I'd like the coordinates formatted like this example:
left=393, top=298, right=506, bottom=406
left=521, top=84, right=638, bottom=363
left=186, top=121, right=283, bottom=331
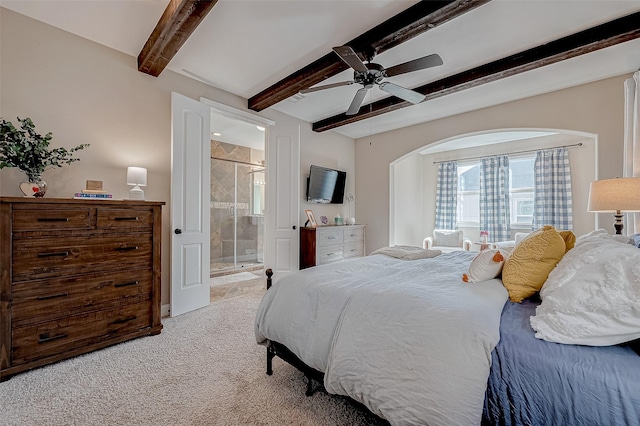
left=266, top=268, right=273, bottom=290
left=266, top=343, right=275, bottom=375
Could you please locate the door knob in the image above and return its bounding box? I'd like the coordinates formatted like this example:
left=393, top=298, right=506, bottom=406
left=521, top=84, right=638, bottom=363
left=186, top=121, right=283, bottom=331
left=174, top=228, right=182, bottom=234
left=292, top=225, right=297, bottom=230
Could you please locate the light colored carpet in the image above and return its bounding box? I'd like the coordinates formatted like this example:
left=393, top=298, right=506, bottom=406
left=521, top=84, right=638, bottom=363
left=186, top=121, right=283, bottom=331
left=0, top=292, right=386, bottom=426
left=210, top=271, right=262, bottom=287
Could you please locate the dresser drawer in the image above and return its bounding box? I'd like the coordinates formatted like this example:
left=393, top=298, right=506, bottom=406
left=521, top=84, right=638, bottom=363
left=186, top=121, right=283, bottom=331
left=12, top=234, right=153, bottom=281
left=11, top=269, right=153, bottom=326
left=344, top=228, right=364, bottom=243
left=343, top=241, right=364, bottom=259
left=317, top=245, right=344, bottom=265
left=97, top=208, right=154, bottom=230
left=12, top=207, right=92, bottom=231
left=11, top=302, right=153, bottom=365
left=317, top=229, right=344, bottom=247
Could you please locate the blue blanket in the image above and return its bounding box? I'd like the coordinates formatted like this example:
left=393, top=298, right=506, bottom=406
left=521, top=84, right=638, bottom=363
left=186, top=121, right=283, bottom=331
left=484, top=297, right=640, bottom=426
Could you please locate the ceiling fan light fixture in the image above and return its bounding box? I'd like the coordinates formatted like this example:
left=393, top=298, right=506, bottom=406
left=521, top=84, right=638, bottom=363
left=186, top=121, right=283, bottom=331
left=306, top=46, right=442, bottom=115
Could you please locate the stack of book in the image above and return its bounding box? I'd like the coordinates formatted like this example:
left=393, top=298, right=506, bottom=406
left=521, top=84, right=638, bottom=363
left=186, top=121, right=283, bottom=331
left=73, top=189, right=113, bottom=199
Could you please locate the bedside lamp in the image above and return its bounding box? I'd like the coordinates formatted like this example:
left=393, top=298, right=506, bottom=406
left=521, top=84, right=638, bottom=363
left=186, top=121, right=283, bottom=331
left=587, top=177, right=640, bottom=235
left=127, top=167, right=147, bottom=200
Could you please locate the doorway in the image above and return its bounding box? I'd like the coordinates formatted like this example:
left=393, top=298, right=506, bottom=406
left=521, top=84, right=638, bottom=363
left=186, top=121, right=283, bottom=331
left=210, top=154, right=265, bottom=274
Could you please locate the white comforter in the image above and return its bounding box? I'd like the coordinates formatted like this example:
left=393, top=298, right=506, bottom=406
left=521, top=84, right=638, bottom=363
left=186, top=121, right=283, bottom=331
left=255, top=251, right=508, bottom=425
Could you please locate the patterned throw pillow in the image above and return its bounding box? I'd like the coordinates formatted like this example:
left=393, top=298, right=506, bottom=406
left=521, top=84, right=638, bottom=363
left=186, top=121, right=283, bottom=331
left=462, top=249, right=505, bottom=283
left=501, top=226, right=568, bottom=302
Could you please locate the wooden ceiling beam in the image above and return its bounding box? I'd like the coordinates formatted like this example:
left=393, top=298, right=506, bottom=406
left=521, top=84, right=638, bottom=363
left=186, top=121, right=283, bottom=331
left=312, top=11, right=640, bottom=133
left=247, top=0, right=491, bottom=112
left=138, top=0, right=219, bottom=77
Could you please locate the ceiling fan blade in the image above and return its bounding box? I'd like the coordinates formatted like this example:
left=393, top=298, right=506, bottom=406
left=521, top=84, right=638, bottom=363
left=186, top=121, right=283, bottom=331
left=384, top=54, right=443, bottom=77
left=333, top=46, right=369, bottom=73
left=379, top=82, right=425, bottom=104
left=300, top=81, right=354, bottom=94
left=346, top=88, right=369, bottom=115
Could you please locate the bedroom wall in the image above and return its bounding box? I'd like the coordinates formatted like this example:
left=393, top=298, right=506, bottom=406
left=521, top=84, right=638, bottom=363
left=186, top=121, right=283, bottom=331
left=356, top=75, right=628, bottom=253
left=0, top=8, right=355, bottom=304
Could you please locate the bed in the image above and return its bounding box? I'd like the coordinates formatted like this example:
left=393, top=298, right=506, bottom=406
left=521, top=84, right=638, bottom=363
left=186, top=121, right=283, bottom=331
left=255, top=230, right=640, bottom=426
left=484, top=297, right=640, bottom=426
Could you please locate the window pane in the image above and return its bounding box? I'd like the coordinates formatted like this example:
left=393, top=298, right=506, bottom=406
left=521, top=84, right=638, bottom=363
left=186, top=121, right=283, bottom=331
left=458, top=164, right=480, bottom=191
left=510, top=192, right=534, bottom=224
left=510, top=157, right=535, bottom=189
left=458, top=192, right=480, bottom=223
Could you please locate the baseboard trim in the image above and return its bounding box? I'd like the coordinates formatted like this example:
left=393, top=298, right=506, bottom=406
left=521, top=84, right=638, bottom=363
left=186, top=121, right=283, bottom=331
left=161, top=304, right=170, bottom=318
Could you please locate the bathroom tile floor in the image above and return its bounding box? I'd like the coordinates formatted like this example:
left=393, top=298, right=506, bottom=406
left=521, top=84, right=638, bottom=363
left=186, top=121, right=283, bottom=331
left=209, top=270, right=266, bottom=303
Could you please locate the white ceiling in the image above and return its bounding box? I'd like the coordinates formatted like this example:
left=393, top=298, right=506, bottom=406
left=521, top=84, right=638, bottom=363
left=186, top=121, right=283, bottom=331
left=3, top=0, right=640, bottom=145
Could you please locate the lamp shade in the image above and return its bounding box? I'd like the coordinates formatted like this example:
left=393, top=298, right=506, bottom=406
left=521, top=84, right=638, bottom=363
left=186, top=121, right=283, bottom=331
left=127, top=167, right=147, bottom=187
left=587, top=177, right=640, bottom=212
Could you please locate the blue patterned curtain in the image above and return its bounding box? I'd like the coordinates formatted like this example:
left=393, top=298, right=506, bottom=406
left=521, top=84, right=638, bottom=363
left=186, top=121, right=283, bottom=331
left=480, top=156, right=510, bottom=241
left=435, top=161, right=458, bottom=229
left=533, top=147, right=573, bottom=230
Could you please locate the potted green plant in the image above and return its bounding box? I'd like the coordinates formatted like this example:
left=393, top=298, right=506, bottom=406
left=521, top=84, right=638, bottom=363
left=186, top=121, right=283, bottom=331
left=0, top=117, right=89, bottom=197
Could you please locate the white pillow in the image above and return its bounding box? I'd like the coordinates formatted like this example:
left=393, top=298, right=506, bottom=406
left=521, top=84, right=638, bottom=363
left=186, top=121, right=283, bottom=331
left=530, top=229, right=640, bottom=346
left=434, top=230, right=462, bottom=247
left=462, top=249, right=505, bottom=283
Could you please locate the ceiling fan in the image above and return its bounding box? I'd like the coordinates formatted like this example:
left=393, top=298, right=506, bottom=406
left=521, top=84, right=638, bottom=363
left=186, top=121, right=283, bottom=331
left=300, top=46, right=443, bottom=115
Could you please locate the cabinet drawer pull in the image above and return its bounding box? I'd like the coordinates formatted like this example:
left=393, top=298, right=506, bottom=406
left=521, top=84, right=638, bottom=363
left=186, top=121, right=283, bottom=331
left=350, top=234, right=357, bottom=237
left=110, top=315, right=137, bottom=325
left=115, top=246, right=139, bottom=252
left=114, top=280, right=139, bottom=288
left=38, top=333, right=68, bottom=344
left=38, top=251, right=70, bottom=258
left=37, top=292, right=69, bottom=301
left=114, top=217, right=140, bottom=221
left=326, top=253, right=335, bottom=257
left=327, top=236, right=336, bottom=240
left=37, top=217, right=69, bottom=222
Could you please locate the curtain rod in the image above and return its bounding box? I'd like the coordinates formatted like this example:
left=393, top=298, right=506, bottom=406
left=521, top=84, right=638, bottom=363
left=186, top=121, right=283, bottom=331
left=432, top=142, right=583, bottom=164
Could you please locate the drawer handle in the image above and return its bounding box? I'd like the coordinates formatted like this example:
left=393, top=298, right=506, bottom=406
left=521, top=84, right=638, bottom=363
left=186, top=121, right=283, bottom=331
left=115, top=246, right=139, bottom=252
left=38, top=251, right=69, bottom=258
left=38, top=333, right=68, bottom=344
left=110, top=315, right=137, bottom=325
left=326, top=253, right=335, bottom=257
left=114, top=217, right=140, bottom=221
left=37, top=292, right=69, bottom=301
left=350, top=234, right=357, bottom=237
left=114, top=280, right=139, bottom=288
left=327, top=236, right=336, bottom=240
left=37, top=217, right=69, bottom=222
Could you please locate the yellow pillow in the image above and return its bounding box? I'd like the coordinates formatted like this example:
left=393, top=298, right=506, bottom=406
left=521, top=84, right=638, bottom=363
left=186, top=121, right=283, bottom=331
left=558, top=230, right=576, bottom=252
left=501, top=226, right=566, bottom=302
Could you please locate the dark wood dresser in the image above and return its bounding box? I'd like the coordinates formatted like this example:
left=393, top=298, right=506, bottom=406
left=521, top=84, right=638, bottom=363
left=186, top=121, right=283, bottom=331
left=0, top=197, right=164, bottom=381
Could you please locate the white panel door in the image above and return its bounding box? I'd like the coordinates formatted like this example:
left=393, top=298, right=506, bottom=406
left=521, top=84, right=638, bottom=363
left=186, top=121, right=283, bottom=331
left=170, top=92, right=211, bottom=317
left=264, top=124, right=300, bottom=283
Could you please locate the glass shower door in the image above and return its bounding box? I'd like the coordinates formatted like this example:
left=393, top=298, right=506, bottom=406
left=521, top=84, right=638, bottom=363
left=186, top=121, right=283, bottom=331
left=210, top=159, right=264, bottom=274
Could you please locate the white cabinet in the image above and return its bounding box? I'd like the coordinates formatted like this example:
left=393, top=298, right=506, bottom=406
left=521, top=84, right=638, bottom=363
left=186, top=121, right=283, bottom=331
left=300, top=225, right=366, bottom=269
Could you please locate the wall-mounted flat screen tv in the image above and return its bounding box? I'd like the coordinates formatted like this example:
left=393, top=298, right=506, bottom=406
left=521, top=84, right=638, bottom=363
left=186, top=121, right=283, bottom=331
left=306, top=165, right=346, bottom=204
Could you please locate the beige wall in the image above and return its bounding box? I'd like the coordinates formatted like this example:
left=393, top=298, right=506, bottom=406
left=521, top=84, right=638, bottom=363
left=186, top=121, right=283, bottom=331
left=0, top=8, right=355, bottom=304
left=356, top=75, right=628, bottom=253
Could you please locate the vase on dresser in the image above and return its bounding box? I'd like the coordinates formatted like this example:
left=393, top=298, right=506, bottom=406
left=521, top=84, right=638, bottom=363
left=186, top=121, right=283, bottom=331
left=19, top=177, right=47, bottom=197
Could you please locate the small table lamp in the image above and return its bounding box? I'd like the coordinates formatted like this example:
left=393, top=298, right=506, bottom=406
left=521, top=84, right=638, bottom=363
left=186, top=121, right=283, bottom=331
left=587, top=177, right=640, bottom=234
left=127, top=166, right=147, bottom=200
